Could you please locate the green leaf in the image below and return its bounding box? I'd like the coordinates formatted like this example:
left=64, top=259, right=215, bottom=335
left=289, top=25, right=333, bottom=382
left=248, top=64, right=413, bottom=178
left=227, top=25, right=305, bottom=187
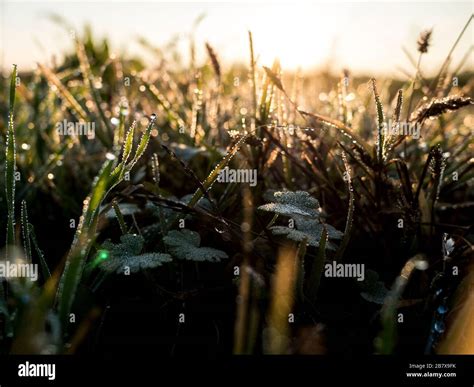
left=103, top=234, right=144, bottom=256
left=163, top=229, right=228, bottom=262
left=259, top=191, right=342, bottom=251
left=122, top=122, right=135, bottom=166
left=270, top=217, right=341, bottom=251
left=359, top=270, right=389, bottom=304
left=112, top=201, right=127, bottom=234
left=258, top=191, right=320, bottom=218
left=127, top=114, right=157, bottom=171
left=97, top=234, right=171, bottom=274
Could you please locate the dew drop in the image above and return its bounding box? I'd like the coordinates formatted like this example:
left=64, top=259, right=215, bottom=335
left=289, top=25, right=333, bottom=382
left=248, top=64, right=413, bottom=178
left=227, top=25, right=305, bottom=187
left=414, top=260, right=429, bottom=271
left=434, top=321, right=445, bottom=333
left=437, top=304, right=448, bottom=314
left=215, top=224, right=225, bottom=234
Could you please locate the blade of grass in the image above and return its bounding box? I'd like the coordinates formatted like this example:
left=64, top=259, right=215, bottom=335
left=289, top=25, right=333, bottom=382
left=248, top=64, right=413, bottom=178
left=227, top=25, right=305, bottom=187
left=75, top=38, right=113, bottom=144
left=57, top=116, right=156, bottom=331
left=429, top=15, right=473, bottom=95
left=5, top=65, right=17, bottom=264
left=371, top=79, right=385, bottom=164
left=38, top=63, right=110, bottom=148
left=375, top=254, right=428, bottom=354
left=112, top=200, right=127, bottom=234
left=262, top=65, right=371, bottom=157
left=334, top=152, right=355, bottom=261
left=248, top=31, right=257, bottom=126
left=28, top=224, right=51, bottom=280
left=20, top=200, right=32, bottom=264
left=187, top=133, right=249, bottom=208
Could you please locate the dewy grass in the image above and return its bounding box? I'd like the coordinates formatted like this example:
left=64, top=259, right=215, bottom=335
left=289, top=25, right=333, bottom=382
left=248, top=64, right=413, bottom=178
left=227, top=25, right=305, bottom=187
left=57, top=115, right=157, bottom=330
left=0, top=18, right=473, bottom=355
left=1, top=64, right=18, bottom=302
left=5, top=65, right=17, bottom=262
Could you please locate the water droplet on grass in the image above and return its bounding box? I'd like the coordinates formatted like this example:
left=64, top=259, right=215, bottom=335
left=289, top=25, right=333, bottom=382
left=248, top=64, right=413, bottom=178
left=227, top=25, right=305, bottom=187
left=437, top=304, right=448, bottom=314
left=434, top=321, right=445, bottom=333
left=415, top=260, right=429, bottom=270
left=215, top=224, right=225, bottom=234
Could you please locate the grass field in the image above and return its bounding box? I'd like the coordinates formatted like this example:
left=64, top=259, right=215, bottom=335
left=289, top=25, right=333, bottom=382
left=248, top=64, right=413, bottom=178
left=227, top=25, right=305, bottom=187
left=0, top=13, right=473, bottom=356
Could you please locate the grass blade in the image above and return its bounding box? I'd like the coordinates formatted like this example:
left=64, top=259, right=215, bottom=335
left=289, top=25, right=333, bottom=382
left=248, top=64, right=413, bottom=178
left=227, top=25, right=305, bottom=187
left=112, top=200, right=127, bottom=234
left=57, top=157, right=115, bottom=330
left=375, top=254, right=428, bottom=354
left=371, top=79, right=385, bottom=164
left=28, top=224, right=51, bottom=280
left=248, top=31, right=257, bottom=124
left=37, top=63, right=88, bottom=121
left=334, top=152, right=355, bottom=261
left=20, top=200, right=32, bottom=264
left=6, top=65, right=17, bottom=256
left=187, top=133, right=249, bottom=208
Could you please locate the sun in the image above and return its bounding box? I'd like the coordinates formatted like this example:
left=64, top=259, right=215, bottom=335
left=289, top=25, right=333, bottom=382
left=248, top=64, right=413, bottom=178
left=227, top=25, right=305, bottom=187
left=241, top=3, right=341, bottom=71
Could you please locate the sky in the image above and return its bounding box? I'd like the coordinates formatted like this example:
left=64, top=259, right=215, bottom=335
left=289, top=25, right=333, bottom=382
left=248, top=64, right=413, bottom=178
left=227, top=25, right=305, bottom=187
left=1, top=1, right=473, bottom=76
